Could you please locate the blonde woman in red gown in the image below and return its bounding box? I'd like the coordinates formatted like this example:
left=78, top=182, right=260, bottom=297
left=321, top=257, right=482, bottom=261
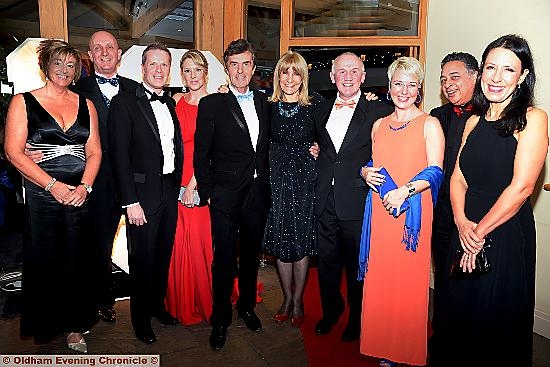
left=165, top=50, right=213, bottom=325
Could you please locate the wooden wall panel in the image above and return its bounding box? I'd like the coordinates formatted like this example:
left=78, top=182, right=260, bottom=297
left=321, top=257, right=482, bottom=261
left=195, top=0, right=225, bottom=61
left=223, top=0, right=246, bottom=51
left=38, top=0, right=68, bottom=40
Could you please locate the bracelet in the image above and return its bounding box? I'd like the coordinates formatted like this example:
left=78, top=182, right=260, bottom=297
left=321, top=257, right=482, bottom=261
left=44, top=177, right=57, bottom=192
left=405, top=182, right=415, bottom=197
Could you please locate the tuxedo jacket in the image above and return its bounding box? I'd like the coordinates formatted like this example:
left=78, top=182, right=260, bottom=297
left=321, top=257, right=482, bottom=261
left=72, top=75, right=139, bottom=206
left=107, top=84, right=183, bottom=214
left=430, top=102, right=471, bottom=198
left=314, top=96, right=393, bottom=221
left=194, top=91, right=270, bottom=214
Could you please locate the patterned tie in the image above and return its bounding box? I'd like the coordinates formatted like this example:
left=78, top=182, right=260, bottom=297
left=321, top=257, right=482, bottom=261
left=96, top=75, right=119, bottom=87
left=453, top=103, right=473, bottom=117
left=236, top=91, right=254, bottom=103
left=334, top=99, right=357, bottom=110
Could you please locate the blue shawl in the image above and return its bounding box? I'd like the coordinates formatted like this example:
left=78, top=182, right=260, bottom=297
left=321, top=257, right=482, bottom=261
left=357, top=162, right=443, bottom=280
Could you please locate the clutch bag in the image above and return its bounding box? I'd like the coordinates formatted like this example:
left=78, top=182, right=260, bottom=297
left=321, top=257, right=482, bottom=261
left=450, top=238, right=492, bottom=280
left=375, top=167, right=410, bottom=217
left=178, top=186, right=200, bottom=206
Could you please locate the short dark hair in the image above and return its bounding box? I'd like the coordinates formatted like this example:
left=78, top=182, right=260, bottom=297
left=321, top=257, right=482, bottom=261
left=141, top=42, right=172, bottom=65
left=473, top=34, right=535, bottom=136
left=37, top=39, right=82, bottom=83
left=441, top=52, right=479, bottom=74
left=223, top=39, right=256, bottom=67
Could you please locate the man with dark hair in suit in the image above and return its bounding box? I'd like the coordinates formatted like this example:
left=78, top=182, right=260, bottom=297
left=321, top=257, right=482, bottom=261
left=429, top=51, right=478, bottom=335
left=108, top=42, right=182, bottom=344
left=194, top=39, right=270, bottom=351
left=25, top=31, right=140, bottom=323
left=314, top=52, right=392, bottom=342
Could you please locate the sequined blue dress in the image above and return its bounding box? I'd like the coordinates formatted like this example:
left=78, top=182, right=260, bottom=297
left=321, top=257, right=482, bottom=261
left=263, top=93, right=323, bottom=262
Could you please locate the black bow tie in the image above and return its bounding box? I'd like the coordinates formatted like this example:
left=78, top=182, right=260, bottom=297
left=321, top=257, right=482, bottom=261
left=96, top=75, right=119, bottom=87
left=149, top=92, right=170, bottom=104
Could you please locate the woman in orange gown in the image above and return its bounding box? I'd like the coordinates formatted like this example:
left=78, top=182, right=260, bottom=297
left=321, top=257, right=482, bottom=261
left=165, top=50, right=213, bottom=325
left=359, top=57, right=444, bottom=366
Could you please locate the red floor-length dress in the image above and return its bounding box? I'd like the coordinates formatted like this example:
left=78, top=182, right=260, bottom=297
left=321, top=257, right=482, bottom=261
left=360, top=114, right=433, bottom=366
left=165, top=97, right=213, bottom=325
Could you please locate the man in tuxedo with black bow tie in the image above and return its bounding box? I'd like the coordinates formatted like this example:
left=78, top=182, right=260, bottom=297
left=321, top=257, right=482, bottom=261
left=429, top=52, right=478, bottom=336
left=313, top=52, right=392, bottom=342
left=108, top=43, right=182, bottom=344
left=194, top=39, right=270, bottom=351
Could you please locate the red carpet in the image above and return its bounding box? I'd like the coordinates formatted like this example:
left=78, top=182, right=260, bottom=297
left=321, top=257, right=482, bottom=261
left=300, top=268, right=380, bottom=367
left=300, top=268, right=432, bottom=367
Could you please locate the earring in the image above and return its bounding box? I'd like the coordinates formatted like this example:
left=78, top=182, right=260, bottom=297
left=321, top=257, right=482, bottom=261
left=72, top=80, right=75, bottom=86
left=415, top=94, right=422, bottom=104
left=386, top=91, right=391, bottom=101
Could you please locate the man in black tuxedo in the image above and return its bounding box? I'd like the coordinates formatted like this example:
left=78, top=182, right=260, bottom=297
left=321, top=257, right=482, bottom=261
left=194, top=39, right=270, bottom=350
left=108, top=43, right=182, bottom=344
left=314, top=52, right=392, bottom=342
left=74, top=31, right=139, bottom=323
left=429, top=52, right=478, bottom=335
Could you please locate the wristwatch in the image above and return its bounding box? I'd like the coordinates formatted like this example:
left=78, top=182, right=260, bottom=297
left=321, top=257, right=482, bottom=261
left=80, top=182, right=93, bottom=194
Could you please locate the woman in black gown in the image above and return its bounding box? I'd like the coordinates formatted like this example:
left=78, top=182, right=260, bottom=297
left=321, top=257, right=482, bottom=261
left=430, top=35, right=548, bottom=366
left=4, top=40, right=101, bottom=352
left=263, top=51, right=323, bottom=327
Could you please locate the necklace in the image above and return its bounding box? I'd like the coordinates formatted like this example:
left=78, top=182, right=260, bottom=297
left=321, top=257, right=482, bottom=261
left=278, top=101, right=300, bottom=118
left=389, top=120, right=411, bottom=131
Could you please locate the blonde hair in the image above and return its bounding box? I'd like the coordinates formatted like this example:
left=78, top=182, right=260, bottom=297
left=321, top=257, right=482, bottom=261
left=180, top=49, right=209, bottom=72
left=269, top=51, right=311, bottom=106
left=387, top=56, right=424, bottom=83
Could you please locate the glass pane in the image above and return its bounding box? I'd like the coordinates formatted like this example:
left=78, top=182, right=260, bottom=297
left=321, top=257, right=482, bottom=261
left=67, top=0, right=194, bottom=53
left=293, top=46, right=409, bottom=101
left=293, top=0, right=419, bottom=37
left=247, top=1, right=281, bottom=94
left=0, top=0, right=40, bottom=46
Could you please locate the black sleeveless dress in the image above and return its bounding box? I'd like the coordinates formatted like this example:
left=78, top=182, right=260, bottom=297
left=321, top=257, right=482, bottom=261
left=430, top=115, right=536, bottom=366
left=262, top=93, right=323, bottom=262
left=20, top=92, right=96, bottom=340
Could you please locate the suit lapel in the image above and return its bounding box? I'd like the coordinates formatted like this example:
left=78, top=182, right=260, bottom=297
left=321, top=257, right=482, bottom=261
left=135, top=85, right=161, bottom=143
left=80, top=76, right=109, bottom=123
left=338, top=97, right=366, bottom=155
left=318, top=97, right=338, bottom=156
left=227, top=93, right=254, bottom=150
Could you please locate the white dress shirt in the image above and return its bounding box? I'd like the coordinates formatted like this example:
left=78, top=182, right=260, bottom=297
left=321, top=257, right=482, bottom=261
left=325, top=90, right=362, bottom=154
left=95, top=72, right=119, bottom=102
left=143, top=84, right=175, bottom=174
left=230, top=86, right=260, bottom=152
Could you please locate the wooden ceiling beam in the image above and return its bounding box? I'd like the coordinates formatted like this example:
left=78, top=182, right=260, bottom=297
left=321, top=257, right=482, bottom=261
left=131, top=0, right=182, bottom=39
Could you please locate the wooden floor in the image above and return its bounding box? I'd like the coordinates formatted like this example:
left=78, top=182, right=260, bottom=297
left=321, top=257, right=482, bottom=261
left=0, top=265, right=549, bottom=366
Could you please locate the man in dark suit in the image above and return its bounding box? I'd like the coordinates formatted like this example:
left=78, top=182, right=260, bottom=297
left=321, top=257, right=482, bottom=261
left=108, top=43, right=182, bottom=344
left=429, top=52, right=478, bottom=335
left=74, top=31, right=139, bottom=323
left=314, top=52, right=392, bottom=342
left=194, top=39, right=270, bottom=351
